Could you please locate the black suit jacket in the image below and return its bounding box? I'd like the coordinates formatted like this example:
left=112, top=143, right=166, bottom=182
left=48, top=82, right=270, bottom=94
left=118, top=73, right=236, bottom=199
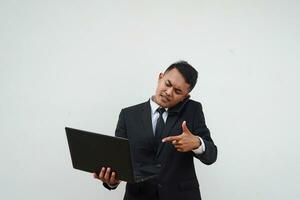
left=105, top=98, right=217, bottom=200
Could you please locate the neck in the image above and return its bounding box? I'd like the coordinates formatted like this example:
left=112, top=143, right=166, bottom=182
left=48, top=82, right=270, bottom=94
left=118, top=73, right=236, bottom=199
left=151, top=95, right=165, bottom=108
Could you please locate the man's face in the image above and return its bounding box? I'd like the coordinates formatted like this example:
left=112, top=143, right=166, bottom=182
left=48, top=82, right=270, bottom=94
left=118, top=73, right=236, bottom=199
left=154, top=68, right=190, bottom=108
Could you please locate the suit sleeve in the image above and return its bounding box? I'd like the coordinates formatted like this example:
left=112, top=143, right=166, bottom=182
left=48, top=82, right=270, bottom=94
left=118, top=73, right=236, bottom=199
left=192, top=103, right=217, bottom=165
left=103, top=109, right=127, bottom=190
left=115, top=109, right=127, bottom=138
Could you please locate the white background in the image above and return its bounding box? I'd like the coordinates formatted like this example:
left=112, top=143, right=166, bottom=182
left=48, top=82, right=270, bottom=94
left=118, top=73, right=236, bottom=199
left=1, top=0, right=299, bottom=199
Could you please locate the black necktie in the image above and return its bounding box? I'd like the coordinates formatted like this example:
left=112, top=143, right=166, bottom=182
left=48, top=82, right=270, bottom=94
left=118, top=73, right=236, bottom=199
left=155, top=107, right=166, bottom=139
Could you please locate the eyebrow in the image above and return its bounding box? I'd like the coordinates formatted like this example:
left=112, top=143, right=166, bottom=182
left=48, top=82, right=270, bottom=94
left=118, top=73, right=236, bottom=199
left=166, top=80, right=183, bottom=93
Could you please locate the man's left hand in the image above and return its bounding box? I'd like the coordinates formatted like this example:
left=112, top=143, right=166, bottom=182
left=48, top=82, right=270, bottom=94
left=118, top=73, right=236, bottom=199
left=162, top=121, right=201, bottom=152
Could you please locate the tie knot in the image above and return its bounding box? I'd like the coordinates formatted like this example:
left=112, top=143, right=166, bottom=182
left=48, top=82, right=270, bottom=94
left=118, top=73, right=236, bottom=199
left=157, top=107, right=166, bottom=115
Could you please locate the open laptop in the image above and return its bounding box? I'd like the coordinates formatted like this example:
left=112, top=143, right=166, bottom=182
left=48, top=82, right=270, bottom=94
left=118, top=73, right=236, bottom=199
left=65, top=127, right=156, bottom=183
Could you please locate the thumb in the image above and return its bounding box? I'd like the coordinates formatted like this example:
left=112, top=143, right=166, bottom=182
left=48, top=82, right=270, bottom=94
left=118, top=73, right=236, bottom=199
left=182, top=121, right=191, bottom=134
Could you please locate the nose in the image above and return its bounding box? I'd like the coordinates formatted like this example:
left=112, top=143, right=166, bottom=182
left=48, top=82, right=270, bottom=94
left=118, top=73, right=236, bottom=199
left=165, top=87, right=173, bottom=96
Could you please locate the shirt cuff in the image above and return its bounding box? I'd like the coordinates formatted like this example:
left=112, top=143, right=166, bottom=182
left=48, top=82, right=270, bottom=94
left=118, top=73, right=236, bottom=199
left=107, top=183, right=119, bottom=189
left=192, top=137, right=205, bottom=154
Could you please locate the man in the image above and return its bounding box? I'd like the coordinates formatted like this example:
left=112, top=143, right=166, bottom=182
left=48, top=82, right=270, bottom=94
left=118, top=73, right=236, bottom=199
left=93, top=61, right=217, bottom=200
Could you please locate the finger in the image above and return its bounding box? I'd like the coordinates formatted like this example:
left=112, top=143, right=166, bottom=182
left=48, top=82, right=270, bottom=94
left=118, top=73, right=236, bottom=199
left=177, top=147, right=188, bottom=152
left=110, top=171, right=116, bottom=182
left=93, top=172, right=99, bottom=179
left=99, top=167, right=105, bottom=179
left=181, top=121, right=189, bottom=133
left=174, top=142, right=185, bottom=148
left=104, top=167, right=111, bottom=181
left=162, top=135, right=181, bottom=143
left=172, top=140, right=183, bottom=146
left=174, top=144, right=182, bottom=149
left=110, top=172, right=119, bottom=184
left=182, top=121, right=190, bottom=134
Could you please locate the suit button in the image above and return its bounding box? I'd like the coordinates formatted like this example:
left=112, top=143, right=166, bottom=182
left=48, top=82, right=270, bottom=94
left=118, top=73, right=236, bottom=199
left=158, top=183, right=163, bottom=188
left=156, top=164, right=162, bottom=168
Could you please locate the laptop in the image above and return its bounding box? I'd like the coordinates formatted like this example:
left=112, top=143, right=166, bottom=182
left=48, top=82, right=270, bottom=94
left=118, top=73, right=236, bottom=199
left=65, top=127, right=156, bottom=183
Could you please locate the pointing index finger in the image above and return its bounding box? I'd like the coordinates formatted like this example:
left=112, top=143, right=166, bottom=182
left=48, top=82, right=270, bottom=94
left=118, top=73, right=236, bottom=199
left=162, top=135, right=181, bottom=143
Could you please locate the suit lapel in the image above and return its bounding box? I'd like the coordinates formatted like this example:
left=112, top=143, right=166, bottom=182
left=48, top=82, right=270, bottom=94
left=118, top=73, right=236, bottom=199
left=156, top=113, right=179, bottom=157
left=141, top=101, right=155, bottom=137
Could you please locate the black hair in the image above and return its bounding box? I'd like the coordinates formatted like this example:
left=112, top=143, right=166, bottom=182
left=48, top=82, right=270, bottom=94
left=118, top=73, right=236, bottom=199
left=165, top=60, right=198, bottom=91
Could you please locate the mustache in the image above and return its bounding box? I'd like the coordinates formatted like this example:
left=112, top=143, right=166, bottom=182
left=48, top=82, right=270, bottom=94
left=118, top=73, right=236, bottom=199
left=161, top=93, right=171, bottom=101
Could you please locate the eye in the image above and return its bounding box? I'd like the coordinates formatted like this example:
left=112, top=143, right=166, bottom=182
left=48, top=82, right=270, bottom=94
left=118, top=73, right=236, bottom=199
left=175, top=89, right=182, bottom=95
left=165, top=81, right=171, bottom=87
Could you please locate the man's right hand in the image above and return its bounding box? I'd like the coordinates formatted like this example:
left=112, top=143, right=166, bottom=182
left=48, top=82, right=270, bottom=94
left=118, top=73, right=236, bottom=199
left=93, top=167, right=121, bottom=187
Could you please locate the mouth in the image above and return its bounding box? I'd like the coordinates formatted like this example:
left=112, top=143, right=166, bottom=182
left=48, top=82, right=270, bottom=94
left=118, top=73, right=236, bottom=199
left=160, top=94, right=170, bottom=102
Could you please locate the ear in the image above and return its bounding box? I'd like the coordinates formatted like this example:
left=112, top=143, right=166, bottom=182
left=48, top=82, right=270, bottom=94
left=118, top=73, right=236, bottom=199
left=158, top=72, right=164, bottom=80
left=182, top=94, right=190, bottom=101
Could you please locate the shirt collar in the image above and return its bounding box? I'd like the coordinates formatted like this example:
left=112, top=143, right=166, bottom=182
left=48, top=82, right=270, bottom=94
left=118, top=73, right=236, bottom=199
left=150, top=96, right=168, bottom=115
left=149, top=95, right=190, bottom=115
